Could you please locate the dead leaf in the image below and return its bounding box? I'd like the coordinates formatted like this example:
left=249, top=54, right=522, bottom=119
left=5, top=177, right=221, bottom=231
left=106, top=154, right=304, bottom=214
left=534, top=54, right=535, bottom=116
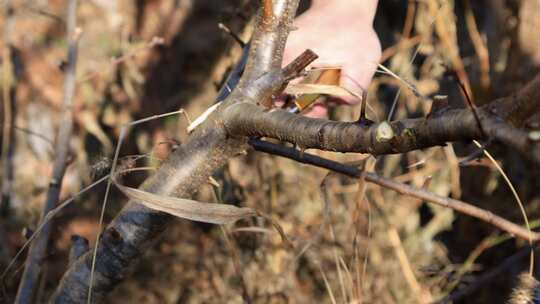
left=113, top=169, right=257, bottom=224
left=284, top=83, right=353, bottom=97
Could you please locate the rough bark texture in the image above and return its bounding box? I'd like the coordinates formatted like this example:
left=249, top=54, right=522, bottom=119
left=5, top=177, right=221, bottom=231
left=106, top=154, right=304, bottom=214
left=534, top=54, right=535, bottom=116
left=51, top=1, right=301, bottom=302
left=51, top=126, right=246, bottom=303
left=51, top=0, right=540, bottom=302
left=224, top=90, right=540, bottom=163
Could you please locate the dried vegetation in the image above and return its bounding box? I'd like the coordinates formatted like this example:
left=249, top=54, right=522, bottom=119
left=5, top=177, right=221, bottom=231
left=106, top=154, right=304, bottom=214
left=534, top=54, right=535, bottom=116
left=1, top=0, right=540, bottom=303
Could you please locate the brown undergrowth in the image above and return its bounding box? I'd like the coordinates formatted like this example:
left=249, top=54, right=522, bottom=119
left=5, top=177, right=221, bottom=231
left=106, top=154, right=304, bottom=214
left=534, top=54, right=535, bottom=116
left=1, top=0, right=540, bottom=303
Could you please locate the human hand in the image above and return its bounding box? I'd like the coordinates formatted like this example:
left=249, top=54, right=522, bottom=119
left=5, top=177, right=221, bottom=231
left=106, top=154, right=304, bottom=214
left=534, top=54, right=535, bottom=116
left=283, top=0, right=381, bottom=117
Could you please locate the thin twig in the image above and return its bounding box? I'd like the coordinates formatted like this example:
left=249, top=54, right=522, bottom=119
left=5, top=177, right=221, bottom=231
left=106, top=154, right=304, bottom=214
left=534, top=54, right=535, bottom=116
left=1, top=175, right=109, bottom=284
left=1, top=0, right=15, bottom=214
left=249, top=139, right=539, bottom=242
left=77, top=36, right=164, bottom=83
left=88, top=109, right=185, bottom=303
left=449, top=66, right=485, bottom=136
left=13, top=125, right=54, bottom=147
left=218, top=23, right=246, bottom=47
left=441, top=243, right=539, bottom=303
left=14, top=1, right=80, bottom=303
left=463, top=0, right=490, bottom=92
left=473, top=140, right=533, bottom=275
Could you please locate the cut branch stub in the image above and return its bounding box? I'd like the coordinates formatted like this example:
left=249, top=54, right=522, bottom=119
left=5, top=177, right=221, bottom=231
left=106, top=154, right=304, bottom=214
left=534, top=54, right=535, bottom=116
left=223, top=102, right=488, bottom=154
left=262, top=0, right=274, bottom=24
left=237, top=49, right=318, bottom=109
left=51, top=1, right=303, bottom=302
left=375, top=121, right=395, bottom=143
left=282, top=49, right=318, bottom=80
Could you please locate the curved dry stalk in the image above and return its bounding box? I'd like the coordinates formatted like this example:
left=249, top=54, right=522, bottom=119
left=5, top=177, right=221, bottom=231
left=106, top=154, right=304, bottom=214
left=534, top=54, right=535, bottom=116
left=113, top=167, right=258, bottom=224
left=473, top=140, right=534, bottom=275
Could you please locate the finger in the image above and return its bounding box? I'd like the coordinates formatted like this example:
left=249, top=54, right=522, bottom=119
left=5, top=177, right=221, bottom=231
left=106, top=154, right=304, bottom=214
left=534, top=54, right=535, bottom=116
left=303, top=102, right=328, bottom=118
left=339, top=36, right=382, bottom=105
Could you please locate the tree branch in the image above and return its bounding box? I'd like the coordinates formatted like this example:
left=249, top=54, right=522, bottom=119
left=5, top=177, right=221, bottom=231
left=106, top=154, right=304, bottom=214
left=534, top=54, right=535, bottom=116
left=15, top=1, right=80, bottom=303
left=249, top=139, right=539, bottom=242
left=224, top=76, right=540, bottom=163
left=51, top=1, right=301, bottom=302
left=238, top=0, right=299, bottom=85
left=489, top=75, right=540, bottom=127
left=51, top=0, right=540, bottom=301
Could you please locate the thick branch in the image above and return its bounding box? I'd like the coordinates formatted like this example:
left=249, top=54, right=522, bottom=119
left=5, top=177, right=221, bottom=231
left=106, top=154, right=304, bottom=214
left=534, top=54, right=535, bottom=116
left=224, top=81, right=540, bottom=162
left=51, top=1, right=301, bottom=302
left=52, top=1, right=539, bottom=301
left=484, top=120, right=540, bottom=164
left=238, top=0, right=299, bottom=85
left=490, top=75, right=540, bottom=127
left=224, top=103, right=485, bottom=154
left=52, top=128, right=245, bottom=303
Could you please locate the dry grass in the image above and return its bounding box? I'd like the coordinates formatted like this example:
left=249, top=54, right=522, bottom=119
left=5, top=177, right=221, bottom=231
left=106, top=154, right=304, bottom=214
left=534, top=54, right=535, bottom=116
left=1, top=1, right=540, bottom=303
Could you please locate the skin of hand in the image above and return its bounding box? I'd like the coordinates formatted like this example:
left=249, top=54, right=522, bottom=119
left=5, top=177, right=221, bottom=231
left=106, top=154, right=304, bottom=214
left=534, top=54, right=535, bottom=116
left=282, top=0, right=381, bottom=118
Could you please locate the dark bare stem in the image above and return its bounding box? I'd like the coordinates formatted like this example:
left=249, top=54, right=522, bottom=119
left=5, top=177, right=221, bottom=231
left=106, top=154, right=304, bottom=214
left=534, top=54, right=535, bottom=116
left=490, top=74, right=540, bottom=127
left=454, top=71, right=485, bottom=136
left=218, top=23, right=246, bottom=47
left=249, top=139, right=539, bottom=242
left=366, top=172, right=538, bottom=242
left=1, top=0, right=15, bottom=213
left=15, top=1, right=79, bottom=303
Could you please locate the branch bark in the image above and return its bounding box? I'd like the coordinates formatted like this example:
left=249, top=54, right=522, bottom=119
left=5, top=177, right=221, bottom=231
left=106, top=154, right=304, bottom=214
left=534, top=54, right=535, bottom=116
left=51, top=0, right=540, bottom=302
left=51, top=1, right=301, bottom=302
left=224, top=75, right=540, bottom=163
